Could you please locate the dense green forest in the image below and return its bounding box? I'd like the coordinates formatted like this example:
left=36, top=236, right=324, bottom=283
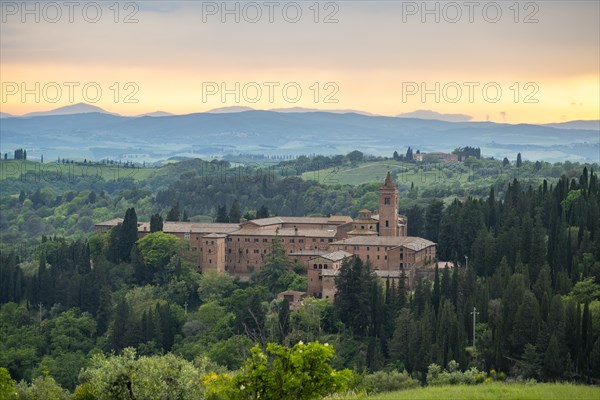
left=1, top=154, right=600, bottom=398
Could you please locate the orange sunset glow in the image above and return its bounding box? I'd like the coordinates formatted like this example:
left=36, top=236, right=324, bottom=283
left=1, top=1, right=599, bottom=123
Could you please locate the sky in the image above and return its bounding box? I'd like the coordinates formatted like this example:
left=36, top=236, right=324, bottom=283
left=1, top=0, right=599, bottom=123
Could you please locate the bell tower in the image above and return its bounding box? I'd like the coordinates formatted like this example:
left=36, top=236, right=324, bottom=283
left=379, top=171, right=399, bottom=237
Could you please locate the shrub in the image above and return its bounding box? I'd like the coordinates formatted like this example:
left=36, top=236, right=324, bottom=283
left=426, top=361, right=485, bottom=386
left=207, top=341, right=353, bottom=400
left=361, top=370, right=420, bottom=394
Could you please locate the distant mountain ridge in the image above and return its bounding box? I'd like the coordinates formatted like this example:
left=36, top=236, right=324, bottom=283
left=543, top=120, right=600, bottom=130
left=6, top=104, right=599, bottom=129
left=136, top=111, right=175, bottom=117
left=1, top=109, right=598, bottom=163
left=22, top=103, right=115, bottom=117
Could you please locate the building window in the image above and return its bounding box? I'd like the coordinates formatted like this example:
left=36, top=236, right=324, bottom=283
left=299, top=239, right=304, bottom=243
left=184, top=233, right=190, bottom=240
left=228, top=249, right=232, bottom=253
left=314, top=264, right=318, bottom=269
left=377, top=255, right=380, bottom=260
left=290, top=239, right=295, bottom=243
left=263, top=238, right=268, bottom=243
left=384, top=197, right=390, bottom=205
left=320, top=239, right=324, bottom=242
left=324, top=264, right=328, bottom=269
left=385, top=220, right=389, bottom=227
left=208, top=249, right=211, bottom=254
left=254, top=238, right=259, bottom=242
left=367, top=247, right=370, bottom=251
left=385, top=256, right=388, bottom=260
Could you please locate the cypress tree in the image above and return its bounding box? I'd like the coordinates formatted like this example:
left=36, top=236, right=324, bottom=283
left=166, top=202, right=181, bottom=221
left=543, top=334, right=563, bottom=380
left=119, top=207, right=138, bottom=263
left=334, top=257, right=377, bottom=336
left=216, top=205, right=229, bottom=223
left=150, top=213, right=163, bottom=232
left=229, top=199, right=241, bottom=223
left=256, top=205, right=270, bottom=219
left=278, top=297, right=290, bottom=343
left=432, top=264, right=440, bottom=315
left=111, top=299, right=131, bottom=350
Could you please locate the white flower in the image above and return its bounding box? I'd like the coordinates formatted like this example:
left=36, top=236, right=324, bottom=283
left=298, top=341, right=304, bottom=346
left=324, top=343, right=329, bottom=347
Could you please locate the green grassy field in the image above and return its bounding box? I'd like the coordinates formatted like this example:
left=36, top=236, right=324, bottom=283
left=355, top=383, right=600, bottom=400
left=299, top=160, right=512, bottom=188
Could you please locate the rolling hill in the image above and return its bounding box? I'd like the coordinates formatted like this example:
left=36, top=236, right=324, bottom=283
left=1, top=111, right=597, bottom=163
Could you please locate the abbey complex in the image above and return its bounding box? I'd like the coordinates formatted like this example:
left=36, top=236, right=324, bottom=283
left=96, top=172, right=447, bottom=301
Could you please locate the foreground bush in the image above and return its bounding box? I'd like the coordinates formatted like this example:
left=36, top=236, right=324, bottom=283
left=206, top=341, right=353, bottom=400
left=426, top=361, right=486, bottom=386
left=74, top=348, right=205, bottom=400
left=360, top=370, right=420, bottom=394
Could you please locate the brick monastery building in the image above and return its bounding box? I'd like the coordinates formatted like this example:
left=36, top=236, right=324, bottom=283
left=96, top=172, right=444, bottom=301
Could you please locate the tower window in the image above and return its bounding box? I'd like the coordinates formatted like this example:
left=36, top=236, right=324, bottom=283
left=385, top=220, right=389, bottom=227
left=384, top=197, right=390, bottom=205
